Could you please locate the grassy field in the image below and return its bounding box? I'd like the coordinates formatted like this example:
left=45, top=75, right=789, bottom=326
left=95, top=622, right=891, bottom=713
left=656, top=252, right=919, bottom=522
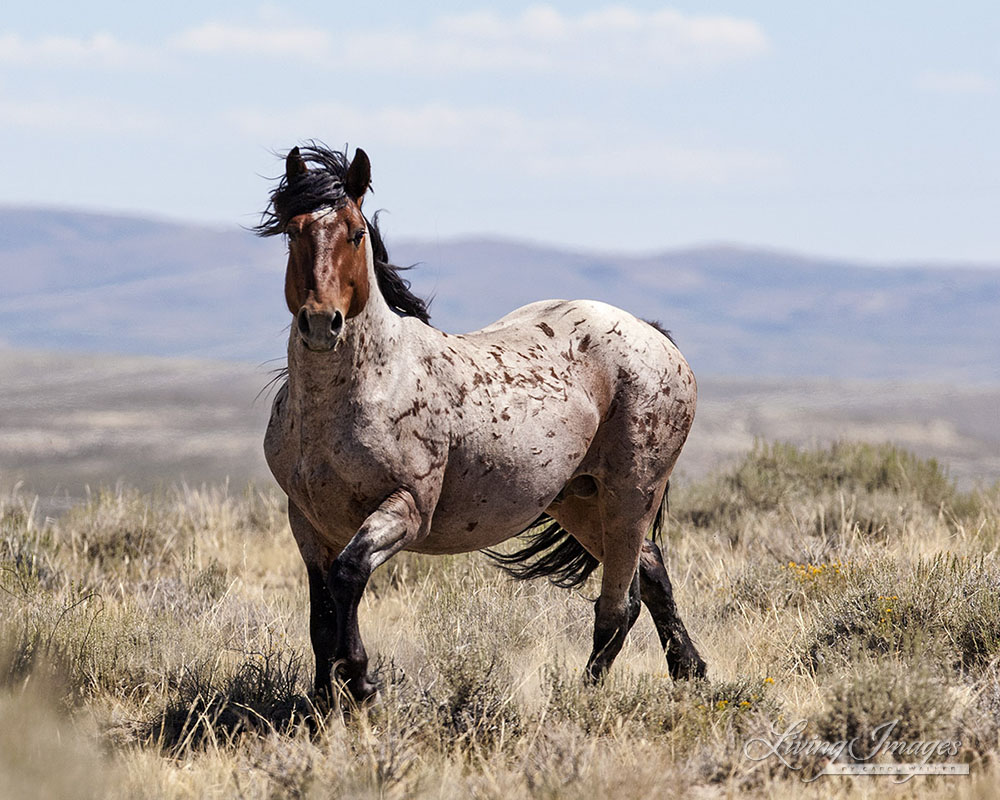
left=2, top=442, right=1000, bottom=798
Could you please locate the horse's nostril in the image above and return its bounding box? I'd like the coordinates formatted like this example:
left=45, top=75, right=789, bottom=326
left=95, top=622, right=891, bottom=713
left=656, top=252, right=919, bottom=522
left=297, top=308, right=310, bottom=336
left=331, top=310, right=344, bottom=335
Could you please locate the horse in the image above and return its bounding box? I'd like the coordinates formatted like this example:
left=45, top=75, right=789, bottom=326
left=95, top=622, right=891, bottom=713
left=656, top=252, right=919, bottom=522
left=257, top=143, right=705, bottom=706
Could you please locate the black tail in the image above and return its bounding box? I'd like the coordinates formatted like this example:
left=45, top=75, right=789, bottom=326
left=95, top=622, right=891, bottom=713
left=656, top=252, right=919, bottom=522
left=653, top=480, right=669, bottom=542
left=483, top=515, right=599, bottom=588
left=483, top=483, right=670, bottom=588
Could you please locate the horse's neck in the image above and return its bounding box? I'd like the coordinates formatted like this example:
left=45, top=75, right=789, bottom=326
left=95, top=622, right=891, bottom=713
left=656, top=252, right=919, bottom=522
left=286, top=277, right=402, bottom=405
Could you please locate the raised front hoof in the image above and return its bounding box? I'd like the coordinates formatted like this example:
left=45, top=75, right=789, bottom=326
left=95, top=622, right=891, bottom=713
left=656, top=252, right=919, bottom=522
left=667, top=647, right=707, bottom=681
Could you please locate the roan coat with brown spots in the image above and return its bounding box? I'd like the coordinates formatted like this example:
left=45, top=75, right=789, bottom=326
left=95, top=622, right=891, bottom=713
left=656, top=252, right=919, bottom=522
left=261, top=145, right=705, bottom=705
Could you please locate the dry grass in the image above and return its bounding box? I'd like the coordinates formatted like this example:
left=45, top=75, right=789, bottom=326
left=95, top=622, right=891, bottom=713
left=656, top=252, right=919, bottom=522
left=2, top=442, right=1000, bottom=798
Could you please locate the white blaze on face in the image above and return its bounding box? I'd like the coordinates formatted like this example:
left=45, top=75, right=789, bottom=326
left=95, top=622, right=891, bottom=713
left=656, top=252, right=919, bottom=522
left=307, top=207, right=335, bottom=249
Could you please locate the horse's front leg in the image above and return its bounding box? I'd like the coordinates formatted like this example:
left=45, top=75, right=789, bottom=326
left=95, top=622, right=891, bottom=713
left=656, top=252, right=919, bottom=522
left=327, top=488, right=425, bottom=704
left=287, top=503, right=340, bottom=708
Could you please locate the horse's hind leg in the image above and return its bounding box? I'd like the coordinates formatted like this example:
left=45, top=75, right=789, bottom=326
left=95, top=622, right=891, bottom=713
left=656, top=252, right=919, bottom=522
left=639, top=539, right=706, bottom=679
left=585, top=505, right=647, bottom=681
left=586, top=570, right=642, bottom=680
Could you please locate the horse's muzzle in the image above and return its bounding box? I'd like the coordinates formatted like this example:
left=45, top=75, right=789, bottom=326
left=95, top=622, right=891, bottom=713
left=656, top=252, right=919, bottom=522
left=297, top=307, right=344, bottom=352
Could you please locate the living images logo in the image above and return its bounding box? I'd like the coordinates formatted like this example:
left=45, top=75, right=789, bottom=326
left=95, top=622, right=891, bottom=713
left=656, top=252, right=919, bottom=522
left=743, top=718, right=969, bottom=783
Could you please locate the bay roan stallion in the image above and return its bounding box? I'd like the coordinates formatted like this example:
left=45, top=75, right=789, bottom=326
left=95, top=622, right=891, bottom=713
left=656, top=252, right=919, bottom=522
left=257, top=143, right=705, bottom=707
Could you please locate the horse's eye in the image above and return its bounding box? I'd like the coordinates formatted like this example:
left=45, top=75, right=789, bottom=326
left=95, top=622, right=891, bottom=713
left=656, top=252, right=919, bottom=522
left=351, top=229, right=366, bottom=248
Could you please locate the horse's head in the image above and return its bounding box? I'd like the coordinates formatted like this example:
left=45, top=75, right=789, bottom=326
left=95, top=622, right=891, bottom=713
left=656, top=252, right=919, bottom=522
left=281, top=147, right=372, bottom=352
left=258, top=142, right=429, bottom=347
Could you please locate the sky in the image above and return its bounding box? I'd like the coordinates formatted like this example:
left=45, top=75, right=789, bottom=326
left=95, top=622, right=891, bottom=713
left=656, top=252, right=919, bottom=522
left=1, top=2, right=998, bottom=262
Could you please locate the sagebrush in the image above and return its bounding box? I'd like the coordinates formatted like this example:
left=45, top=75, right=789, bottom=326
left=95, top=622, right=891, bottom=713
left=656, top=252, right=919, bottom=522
left=1, top=443, right=998, bottom=798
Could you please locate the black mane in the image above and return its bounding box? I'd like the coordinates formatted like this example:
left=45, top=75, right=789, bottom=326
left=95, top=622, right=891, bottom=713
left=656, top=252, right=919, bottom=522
left=255, top=142, right=430, bottom=324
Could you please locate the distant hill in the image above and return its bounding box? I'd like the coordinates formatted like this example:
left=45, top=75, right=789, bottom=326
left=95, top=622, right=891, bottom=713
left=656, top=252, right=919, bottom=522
left=0, top=207, right=287, bottom=361
left=1, top=207, right=998, bottom=381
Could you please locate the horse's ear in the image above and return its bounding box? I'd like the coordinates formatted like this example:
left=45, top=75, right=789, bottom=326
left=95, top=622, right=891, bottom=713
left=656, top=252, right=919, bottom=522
left=285, top=147, right=307, bottom=181
left=346, top=148, right=371, bottom=204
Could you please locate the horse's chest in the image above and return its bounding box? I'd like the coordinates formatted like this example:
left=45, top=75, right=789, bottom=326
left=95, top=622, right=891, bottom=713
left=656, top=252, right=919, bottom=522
left=266, top=394, right=395, bottom=542
left=287, top=447, right=400, bottom=545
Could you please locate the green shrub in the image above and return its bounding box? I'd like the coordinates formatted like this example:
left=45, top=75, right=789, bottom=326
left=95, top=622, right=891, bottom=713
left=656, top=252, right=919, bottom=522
left=811, top=659, right=954, bottom=763
left=802, top=554, right=1000, bottom=674
left=676, top=441, right=967, bottom=531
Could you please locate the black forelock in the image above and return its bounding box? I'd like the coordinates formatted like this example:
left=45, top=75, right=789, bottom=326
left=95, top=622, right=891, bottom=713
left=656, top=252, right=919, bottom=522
left=254, top=142, right=351, bottom=237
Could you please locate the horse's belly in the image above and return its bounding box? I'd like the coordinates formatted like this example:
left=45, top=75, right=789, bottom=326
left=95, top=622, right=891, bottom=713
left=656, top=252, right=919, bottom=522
left=414, top=417, right=595, bottom=553
left=415, top=488, right=559, bottom=554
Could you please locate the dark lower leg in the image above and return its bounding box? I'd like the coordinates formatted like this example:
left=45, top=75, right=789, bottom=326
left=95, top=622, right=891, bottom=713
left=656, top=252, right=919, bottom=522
left=639, top=539, right=706, bottom=679
left=324, top=489, right=426, bottom=705
left=585, top=573, right=641, bottom=682
left=306, top=565, right=338, bottom=707
left=327, top=557, right=377, bottom=704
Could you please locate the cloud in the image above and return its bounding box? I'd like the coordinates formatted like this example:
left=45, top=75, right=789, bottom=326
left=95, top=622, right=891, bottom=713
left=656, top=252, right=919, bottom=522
left=0, top=32, right=140, bottom=67
left=231, top=101, right=780, bottom=186
left=345, top=6, right=769, bottom=76
left=170, top=22, right=330, bottom=60
left=168, top=6, right=767, bottom=77
left=0, top=97, right=162, bottom=133
left=916, top=70, right=995, bottom=95
left=3, top=7, right=767, bottom=79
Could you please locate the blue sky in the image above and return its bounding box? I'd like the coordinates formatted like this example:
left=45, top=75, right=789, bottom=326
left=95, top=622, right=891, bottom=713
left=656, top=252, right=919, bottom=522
left=2, top=2, right=998, bottom=261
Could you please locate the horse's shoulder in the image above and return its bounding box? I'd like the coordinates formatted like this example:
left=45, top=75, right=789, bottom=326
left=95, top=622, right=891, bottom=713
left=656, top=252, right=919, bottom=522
left=263, top=379, right=293, bottom=486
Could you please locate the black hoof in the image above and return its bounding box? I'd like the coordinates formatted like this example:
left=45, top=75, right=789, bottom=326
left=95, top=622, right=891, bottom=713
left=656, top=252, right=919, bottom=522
left=347, top=675, right=379, bottom=705
left=668, top=648, right=707, bottom=680
left=333, top=659, right=380, bottom=706
left=312, top=682, right=335, bottom=711
left=584, top=666, right=602, bottom=685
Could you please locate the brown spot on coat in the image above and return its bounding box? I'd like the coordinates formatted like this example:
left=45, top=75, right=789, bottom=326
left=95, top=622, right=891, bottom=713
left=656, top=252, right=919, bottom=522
left=537, top=322, right=555, bottom=337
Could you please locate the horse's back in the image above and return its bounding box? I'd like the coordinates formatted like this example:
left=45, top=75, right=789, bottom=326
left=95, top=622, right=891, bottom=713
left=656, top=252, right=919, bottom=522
left=466, top=298, right=694, bottom=404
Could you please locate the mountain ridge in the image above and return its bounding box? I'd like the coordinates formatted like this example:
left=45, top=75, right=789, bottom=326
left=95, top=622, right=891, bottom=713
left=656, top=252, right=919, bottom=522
left=1, top=207, right=997, bottom=381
